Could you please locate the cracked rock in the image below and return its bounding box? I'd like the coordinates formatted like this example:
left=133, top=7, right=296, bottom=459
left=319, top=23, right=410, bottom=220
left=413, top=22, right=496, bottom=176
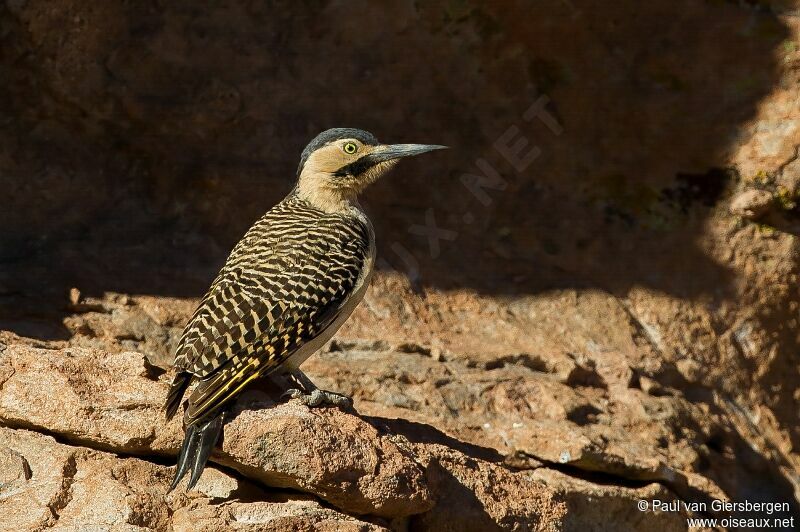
left=0, top=427, right=382, bottom=531
left=216, top=397, right=435, bottom=518
left=0, top=339, right=731, bottom=530
left=0, top=344, right=181, bottom=454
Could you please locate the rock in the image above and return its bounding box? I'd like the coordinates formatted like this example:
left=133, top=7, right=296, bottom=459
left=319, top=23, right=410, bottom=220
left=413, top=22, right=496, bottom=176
left=63, top=295, right=189, bottom=368
left=68, top=287, right=81, bottom=306
left=216, top=397, right=435, bottom=518
left=531, top=468, right=687, bottom=532
left=410, top=444, right=568, bottom=531
left=0, top=341, right=718, bottom=529
left=3, top=296, right=800, bottom=528
left=170, top=499, right=389, bottom=532
left=0, top=426, right=177, bottom=530
left=304, top=347, right=716, bottom=499
left=0, top=344, right=182, bottom=454
left=638, top=375, right=668, bottom=396
left=0, top=445, right=31, bottom=486
left=191, top=467, right=240, bottom=499
left=0, top=427, right=381, bottom=531
left=0, top=344, right=432, bottom=518
left=729, top=189, right=774, bottom=219
left=675, top=358, right=702, bottom=382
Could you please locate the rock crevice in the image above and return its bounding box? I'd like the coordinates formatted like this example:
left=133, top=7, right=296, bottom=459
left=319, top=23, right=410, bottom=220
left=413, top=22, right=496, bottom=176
left=0, top=340, right=702, bottom=530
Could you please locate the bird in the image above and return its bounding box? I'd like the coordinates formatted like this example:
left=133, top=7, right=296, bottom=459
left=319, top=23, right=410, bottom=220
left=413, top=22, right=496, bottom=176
left=164, top=127, right=446, bottom=491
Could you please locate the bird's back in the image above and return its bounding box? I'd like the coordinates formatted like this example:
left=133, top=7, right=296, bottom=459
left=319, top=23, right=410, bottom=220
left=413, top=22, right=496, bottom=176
left=169, top=192, right=373, bottom=423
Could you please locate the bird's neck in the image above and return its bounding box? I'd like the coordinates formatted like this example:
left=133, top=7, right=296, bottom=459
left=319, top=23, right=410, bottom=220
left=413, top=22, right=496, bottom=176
left=293, top=183, right=360, bottom=215
left=295, top=177, right=359, bottom=214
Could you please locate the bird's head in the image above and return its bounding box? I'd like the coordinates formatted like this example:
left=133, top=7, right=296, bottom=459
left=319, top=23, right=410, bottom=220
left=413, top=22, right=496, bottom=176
left=295, top=128, right=446, bottom=212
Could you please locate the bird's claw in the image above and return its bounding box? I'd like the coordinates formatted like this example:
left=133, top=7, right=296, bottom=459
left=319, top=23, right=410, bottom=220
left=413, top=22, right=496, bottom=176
left=281, top=388, right=352, bottom=408
left=280, top=388, right=304, bottom=401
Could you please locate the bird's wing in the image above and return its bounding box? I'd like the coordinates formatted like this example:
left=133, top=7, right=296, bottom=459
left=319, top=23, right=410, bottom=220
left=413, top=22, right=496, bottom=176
left=170, top=207, right=370, bottom=424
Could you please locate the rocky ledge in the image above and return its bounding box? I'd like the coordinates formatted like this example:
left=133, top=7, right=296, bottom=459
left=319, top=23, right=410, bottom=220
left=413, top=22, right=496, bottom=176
left=0, top=338, right=698, bottom=531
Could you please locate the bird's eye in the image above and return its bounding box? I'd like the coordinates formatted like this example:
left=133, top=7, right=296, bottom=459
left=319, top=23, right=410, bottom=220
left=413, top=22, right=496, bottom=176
left=343, top=142, right=358, bottom=154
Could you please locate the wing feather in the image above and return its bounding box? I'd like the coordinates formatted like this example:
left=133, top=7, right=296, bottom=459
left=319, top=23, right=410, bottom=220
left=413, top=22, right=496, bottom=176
left=166, top=197, right=370, bottom=424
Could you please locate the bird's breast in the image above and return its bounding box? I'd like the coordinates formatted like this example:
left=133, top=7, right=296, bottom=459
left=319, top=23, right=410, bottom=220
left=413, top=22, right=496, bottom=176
left=281, top=209, right=375, bottom=371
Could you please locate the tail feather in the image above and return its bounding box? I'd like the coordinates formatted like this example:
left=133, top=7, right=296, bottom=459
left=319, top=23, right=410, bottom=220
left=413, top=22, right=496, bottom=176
left=165, top=372, right=191, bottom=421
left=168, top=412, right=225, bottom=492
left=168, top=423, right=200, bottom=492
left=187, top=414, right=225, bottom=490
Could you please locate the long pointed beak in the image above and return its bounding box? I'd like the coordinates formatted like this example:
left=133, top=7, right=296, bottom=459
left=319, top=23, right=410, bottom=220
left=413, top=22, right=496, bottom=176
left=370, top=143, right=448, bottom=163
left=334, top=143, right=447, bottom=177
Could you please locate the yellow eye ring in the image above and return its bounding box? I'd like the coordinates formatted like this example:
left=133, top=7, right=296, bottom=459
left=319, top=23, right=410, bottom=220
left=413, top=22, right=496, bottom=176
left=343, top=142, right=358, bottom=154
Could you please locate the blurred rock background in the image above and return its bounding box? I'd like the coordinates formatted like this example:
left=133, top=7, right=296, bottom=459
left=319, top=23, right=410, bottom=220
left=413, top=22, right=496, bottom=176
left=1, top=0, right=800, bottom=530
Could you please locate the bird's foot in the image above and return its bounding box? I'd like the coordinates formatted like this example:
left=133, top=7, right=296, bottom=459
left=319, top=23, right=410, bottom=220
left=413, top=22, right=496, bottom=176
left=281, top=388, right=352, bottom=408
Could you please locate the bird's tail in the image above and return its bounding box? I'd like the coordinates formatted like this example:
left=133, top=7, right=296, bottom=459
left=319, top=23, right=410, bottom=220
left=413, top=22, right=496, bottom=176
left=164, top=372, right=191, bottom=421
left=167, top=411, right=225, bottom=492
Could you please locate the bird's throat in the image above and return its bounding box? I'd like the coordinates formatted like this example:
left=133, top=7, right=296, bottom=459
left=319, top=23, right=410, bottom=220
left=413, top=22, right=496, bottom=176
left=296, top=178, right=357, bottom=213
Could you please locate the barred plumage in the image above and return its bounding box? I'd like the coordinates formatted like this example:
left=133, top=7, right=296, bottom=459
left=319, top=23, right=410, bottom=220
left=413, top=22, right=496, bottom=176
left=164, top=127, right=445, bottom=492
left=168, top=192, right=373, bottom=423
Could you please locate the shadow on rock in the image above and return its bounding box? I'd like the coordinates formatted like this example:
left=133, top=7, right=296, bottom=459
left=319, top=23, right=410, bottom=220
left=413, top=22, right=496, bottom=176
left=0, top=1, right=789, bottom=328
left=363, top=415, right=504, bottom=464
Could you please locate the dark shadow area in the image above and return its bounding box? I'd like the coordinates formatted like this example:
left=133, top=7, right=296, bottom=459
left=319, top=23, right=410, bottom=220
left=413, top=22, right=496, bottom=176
left=693, top=404, right=800, bottom=523
left=362, top=415, right=504, bottom=464
left=0, top=1, right=788, bottom=319
left=639, top=357, right=800, bottom=515
left=408, top=459, right=502, bottom=531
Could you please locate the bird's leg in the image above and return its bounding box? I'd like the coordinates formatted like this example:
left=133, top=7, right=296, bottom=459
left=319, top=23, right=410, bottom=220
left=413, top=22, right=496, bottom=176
left=281, top=369, right=352, bottom=408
